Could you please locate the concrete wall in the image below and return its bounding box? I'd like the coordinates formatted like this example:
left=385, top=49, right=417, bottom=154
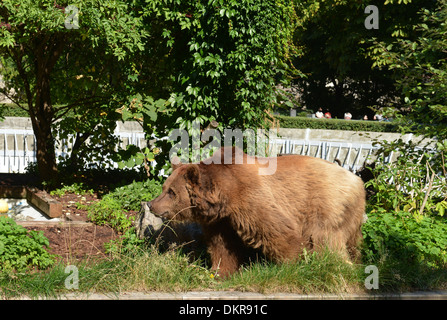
left=0, top=117, right=33, bottom=130
left=278, top=127, right=422, bottom=145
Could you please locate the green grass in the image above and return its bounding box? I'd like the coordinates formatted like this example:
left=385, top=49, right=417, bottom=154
left=0, top=246, right=369, bottom=299
left=0, top=246, right=214, bottom=299
left=2, top=243, right=447, bottom=299
left=220, top=250, right=364, bottom=294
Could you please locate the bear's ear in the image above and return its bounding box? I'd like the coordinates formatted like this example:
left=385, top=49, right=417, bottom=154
left=184, top=164, right=200, bottom=186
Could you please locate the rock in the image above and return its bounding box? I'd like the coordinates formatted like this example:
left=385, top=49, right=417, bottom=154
left=135, top=202, right=204, bottom=252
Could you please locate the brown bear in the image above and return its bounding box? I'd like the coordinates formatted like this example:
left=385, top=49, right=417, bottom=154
left=149, top=147, right=365, bottom=277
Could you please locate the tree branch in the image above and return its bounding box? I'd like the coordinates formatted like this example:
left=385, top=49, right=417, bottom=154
left=0, top=87, right=27, bottom=111
left=53, top=95, right=107, bottom=121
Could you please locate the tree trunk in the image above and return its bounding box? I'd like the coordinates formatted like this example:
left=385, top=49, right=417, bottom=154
left=27, top=33, right=66, bottom=187
left=30, top=72, right=59, bottom=186
left=32, top=120, right=59, bottom=186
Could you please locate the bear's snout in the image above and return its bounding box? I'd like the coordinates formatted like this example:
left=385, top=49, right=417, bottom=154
left=148, top=199, right=170, bottom=219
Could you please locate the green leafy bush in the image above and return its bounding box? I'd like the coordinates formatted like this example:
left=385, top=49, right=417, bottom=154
left=87, top=195, right=132, bottom=234
left=108, top=179, right=162, bottom=211
left=362, top=209, right=447, bottom=268
left=0, top=217, right=55, bottom=271
left=87, top=179, right=162, bottom=234
left=366, top=139, right=447, bottom=217
left=104, top=228, right=146, bottom=255
left=362, top=138, right=447, bottom=270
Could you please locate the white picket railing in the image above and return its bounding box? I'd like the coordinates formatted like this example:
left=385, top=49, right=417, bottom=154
left=0, top=128, right=149, bottom=173
left=0, top=128, right=36, bottom=173
left=0, top=127, right=380, bottom=173
left=272, top=138, right=383, bottom=172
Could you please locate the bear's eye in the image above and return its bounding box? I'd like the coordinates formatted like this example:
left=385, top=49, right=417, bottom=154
left=167, top=188, right=175, bottom=197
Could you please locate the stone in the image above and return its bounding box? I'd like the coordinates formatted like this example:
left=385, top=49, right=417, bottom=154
left=134, top=202, right=204, bottom=252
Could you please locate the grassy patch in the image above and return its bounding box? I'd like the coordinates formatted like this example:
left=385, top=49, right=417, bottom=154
left=221, top=250, right=364, bottom=294
left=2, top=241, right=447, bottom=299
left=0, top=246, right=214, bottom=299
left=0, top=246, right=367, bottom=298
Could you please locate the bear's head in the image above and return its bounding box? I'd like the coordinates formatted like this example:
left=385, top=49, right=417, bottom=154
left=149, top=162, right=220, bottom=223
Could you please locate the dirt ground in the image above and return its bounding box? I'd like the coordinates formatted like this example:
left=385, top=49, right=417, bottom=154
left=26, top=223, right=118, bottom=263
left=25, top=192, right=121, bottom=263
left=0, top=173, right=125, bottom=263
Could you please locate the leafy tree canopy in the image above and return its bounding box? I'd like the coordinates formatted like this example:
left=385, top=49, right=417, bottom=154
left=290, top=0, right=440, bottom=120
left=369, top=1, right=447, bottom=141
left=0, top=0, right=299, bottom=183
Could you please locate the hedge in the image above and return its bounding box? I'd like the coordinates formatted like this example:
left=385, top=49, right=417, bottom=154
left=276, top=116, right=400, bottom=133
left=2, top=103, right=400, bottom=133
left=0, top=103, right=29, bottom=117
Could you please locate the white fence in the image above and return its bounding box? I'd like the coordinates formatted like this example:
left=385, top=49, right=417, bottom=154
left=0, top=128, right=36, bottom=173
left=0, top=127, right=148, bottom=173
left=0, top=127, right=379, bottom=173
left=273, top=138, right=380, bottom=172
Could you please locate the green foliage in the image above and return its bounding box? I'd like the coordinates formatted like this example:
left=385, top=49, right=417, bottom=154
left=366, top=139, right=447, bottom=217
left=277, top=116, right=399, bottom=132
left=87, top=195, right=132, bottom=234
left=0, top=0, right=148, bottom=182
left=292, top=0, right=415, bottom=118
left=1, top=0, right=299, bottom=180
left=50, top=182, right=94, bottom=198
left=362, top=209, right=447, bottom=269
left=87, top=179, right=162, bottom=233
left=0, top=217, right=55, bottom=272
left=136, top=0, right=299, bottom=173
left=108, top=179, right=162, bottom=211
left=104, top=227, right=146, bottom=256
left=113, top=144, right=162, bottom=178
left=290, top=0, right=441, bottom=119
left=89, top=178, right=162, bottom=254
left=164, top=0, right=296, bottom=127
left=369, top=1, right=447, bottom=140
left=362, top=138, right=447, bottom=272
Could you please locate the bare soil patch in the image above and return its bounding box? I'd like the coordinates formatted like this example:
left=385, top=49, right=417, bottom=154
left=26, top=192, right=121, bottom=262
left=0, top=173, right=123, bottom=262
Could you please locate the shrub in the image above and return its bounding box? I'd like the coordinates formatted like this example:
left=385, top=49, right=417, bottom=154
left=366, top=139, right=447, bottom=217
left=362, top=209, right=447, bottom=268
left=104, top=227, right=146, bottom=255
left=87, top=179, right=162, bottom=234
left=362, top=138, right=447, bottom=273
left=108, top=179, right=162, bottom=211
left=87, top=195, right=132, bottom=234
left=0, top=217, right=56, bottom=272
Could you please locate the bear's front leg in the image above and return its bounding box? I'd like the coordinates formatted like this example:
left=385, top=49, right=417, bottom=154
left=202, top=218, right=246, bottom=278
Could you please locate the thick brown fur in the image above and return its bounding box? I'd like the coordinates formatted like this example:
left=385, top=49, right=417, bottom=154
left=149, top=147, right=365, bottom=277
